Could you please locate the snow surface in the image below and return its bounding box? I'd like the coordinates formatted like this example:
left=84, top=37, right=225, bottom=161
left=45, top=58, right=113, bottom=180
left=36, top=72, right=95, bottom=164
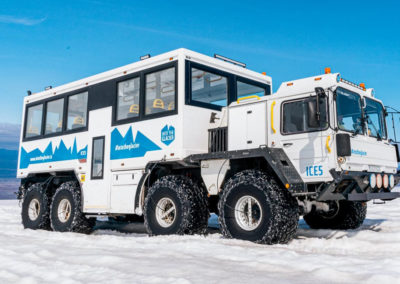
left=1, top=197, right=400, bottom=284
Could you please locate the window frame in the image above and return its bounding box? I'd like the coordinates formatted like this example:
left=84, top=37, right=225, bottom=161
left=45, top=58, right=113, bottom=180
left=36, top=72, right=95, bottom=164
left=112, top=61, right=178, bottom=126
left=280, top=95, right=330, bottom=135
left=65, top=90, right=89, bottom=133
left=115, top=75, right=141, bottom=123
left=364, top=96, right=388, bottom=140
left=43, top=97, right=65, bottom=137
left=22, top=87, right=89, bottom=142
left=185, top=61, right=231, bottom=110
left=91, top=136, right=105, bottom=180
left=236, top=76, right=269, bottom=99
left=334, top=87, right=364, bottom=135
left=23, top=101, right=45, bottom=141
left=185, top=60, right=271, bottom=111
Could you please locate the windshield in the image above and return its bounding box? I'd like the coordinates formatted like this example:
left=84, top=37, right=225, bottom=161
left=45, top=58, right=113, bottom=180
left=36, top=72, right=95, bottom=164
left=364, top=97, right=387, bottom=139
left=336, top=88, right=363, bottom=134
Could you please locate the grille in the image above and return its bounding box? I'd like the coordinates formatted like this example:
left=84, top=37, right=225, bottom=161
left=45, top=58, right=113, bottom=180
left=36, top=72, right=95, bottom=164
left=208, top=127, right=227, bottom=153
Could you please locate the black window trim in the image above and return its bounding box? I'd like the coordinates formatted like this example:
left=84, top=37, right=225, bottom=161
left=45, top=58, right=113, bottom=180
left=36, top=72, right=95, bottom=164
left=65, top=90, right=90, bottom=134
left=22, top=87, right=90, bottom=142
left=236, top=76, right=271, bottom=100
left=363, top=96, right=388, bottom=140
left=112, top=61, right=178, bottom=126
left=23, top=101, right=45, bottom=141
left=91, top=136, right=105, bottom=180
left=43, top=97, right=65, bottom=137
left=280, top=94, right=330, bottom=136
left=334, top=87, right=364, bottom=135
left=185, top=60, right=271, bottom=111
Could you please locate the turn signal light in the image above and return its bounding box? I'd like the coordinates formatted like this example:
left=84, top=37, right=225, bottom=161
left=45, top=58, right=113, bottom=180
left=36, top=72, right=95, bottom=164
left=383, top=174, right=389, bottom=188
left=376, top=174, right=383, bottom=189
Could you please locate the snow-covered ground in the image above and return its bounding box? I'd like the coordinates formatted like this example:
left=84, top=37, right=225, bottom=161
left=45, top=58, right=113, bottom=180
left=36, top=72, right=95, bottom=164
left=1, top=197, right=400, bottom=284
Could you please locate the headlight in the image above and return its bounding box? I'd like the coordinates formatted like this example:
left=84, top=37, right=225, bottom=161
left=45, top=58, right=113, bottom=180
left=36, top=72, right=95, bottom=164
left=376, top=174, right=383, bottom=189
left=383, top=174, right=389, bottom=188
left=369, top=174, right=376, bottom=188
left=389, top=175, right=395, bottom=189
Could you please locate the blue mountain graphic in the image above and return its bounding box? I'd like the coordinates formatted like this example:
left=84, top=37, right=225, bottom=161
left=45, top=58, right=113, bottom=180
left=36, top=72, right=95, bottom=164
left=111, top=127, right=161, bottom=160
left=20, top=138, right=87, bottom=169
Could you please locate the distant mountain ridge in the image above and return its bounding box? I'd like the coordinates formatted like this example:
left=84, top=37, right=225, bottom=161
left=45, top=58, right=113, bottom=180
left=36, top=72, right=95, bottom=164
left=0, top=123, right=20, bottom=178
left=0, top=148, right=18, bottom=178
left=0, top=123, right=20, bottom=150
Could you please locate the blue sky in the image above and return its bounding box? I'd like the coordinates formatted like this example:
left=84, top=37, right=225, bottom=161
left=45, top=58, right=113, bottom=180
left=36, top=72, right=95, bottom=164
left=1, top=0, right=399, bottom=125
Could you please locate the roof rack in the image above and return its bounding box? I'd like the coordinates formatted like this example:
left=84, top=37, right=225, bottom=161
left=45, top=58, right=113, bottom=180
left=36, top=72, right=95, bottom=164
left=340, top=77, right=364, bottom=91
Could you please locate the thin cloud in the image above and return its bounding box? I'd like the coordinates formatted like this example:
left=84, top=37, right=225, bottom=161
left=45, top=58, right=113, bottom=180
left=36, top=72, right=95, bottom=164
left=0, top=15, right=46, bottom=26
left=92, top=20, right=315, bottom=62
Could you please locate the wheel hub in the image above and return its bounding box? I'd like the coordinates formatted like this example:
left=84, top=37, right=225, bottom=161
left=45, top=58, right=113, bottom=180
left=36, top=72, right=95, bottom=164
left=57, top=199, right=72, bottom=223
left=234, top=195, right=263, bottom=231
left=155, top=197, right=176, bottom=228
left=28, top=198, right=41, bottom=221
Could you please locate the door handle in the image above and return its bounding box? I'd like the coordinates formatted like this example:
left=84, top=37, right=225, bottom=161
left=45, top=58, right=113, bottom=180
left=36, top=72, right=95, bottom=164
left=283, top=143, right=293, bottom=147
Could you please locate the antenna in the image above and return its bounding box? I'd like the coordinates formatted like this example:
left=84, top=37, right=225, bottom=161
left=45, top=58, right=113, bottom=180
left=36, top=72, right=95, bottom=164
left=214, top=54, right=246, bottom=68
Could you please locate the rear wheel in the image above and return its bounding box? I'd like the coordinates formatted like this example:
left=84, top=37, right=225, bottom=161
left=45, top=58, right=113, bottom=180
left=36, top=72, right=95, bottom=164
left=50, top=181, right=95, bottom=234
left=21, top=183, right=51, bottom=230
left=304, top=200, right=367, bottom=230
left=144, top=175, right=209, bottom=235
left=219, top=170, right=299, bottom=244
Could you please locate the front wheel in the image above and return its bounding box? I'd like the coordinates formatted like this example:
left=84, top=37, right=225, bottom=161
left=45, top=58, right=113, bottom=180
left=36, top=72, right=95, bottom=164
left=218, top=170, right=299, bottom=244
left=50, top=181, right=95, bottom=234
left=304, top=200, right=367, bottom=230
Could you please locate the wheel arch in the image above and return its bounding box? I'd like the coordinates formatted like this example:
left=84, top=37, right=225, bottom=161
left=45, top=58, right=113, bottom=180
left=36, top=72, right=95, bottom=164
left=134, top=161, right=204, bottom=215
left=19, top=171, right=80, bottom=201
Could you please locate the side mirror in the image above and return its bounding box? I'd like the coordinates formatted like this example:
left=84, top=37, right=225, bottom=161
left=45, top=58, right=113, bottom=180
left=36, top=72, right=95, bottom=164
left=307, top=87, right=326, bottom=128
left=307, top=99, right=319, bottom=128
left=336, top=133, right=351, bottom=156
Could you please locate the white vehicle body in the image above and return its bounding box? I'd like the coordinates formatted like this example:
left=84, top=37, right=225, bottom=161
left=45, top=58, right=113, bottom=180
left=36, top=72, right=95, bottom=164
left=17, top=49, right=400, bottom=244
left=18, top=48, right=273, bottom=215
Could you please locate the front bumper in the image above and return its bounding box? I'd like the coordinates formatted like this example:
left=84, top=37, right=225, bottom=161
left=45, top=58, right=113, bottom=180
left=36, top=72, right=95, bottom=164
left=317, top=170, right=400, bottom=202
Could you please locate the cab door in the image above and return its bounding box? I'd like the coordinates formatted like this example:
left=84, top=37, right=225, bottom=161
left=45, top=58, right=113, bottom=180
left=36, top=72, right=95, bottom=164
left=275, top=93, right=332, bottom=182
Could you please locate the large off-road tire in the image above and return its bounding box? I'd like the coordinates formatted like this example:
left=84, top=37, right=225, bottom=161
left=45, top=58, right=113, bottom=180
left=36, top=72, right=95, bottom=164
left=218, top=170, right=299, bottom=244
left=304, top=200, right=367, bottom=230
left=21, top=183, right=51, bottom=230
left=50, top=181, right=95, bottom=234
left=144, top=175, right=209, bottom=235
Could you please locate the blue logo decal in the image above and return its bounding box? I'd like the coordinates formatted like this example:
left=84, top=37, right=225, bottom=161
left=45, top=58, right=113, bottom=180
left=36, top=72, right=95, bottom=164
left=161, top=125, right=175, bottom=146
left=351, top=149, right=367, bottom=156
left=20, top=138, right=87, bottom=169
left=111, top=127, right=161, bottom=160
left=305, top=165, right=323, bottom=177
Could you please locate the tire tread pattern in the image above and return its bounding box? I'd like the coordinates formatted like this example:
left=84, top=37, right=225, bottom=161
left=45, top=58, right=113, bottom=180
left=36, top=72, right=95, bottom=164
left=218, top=170, right=299, bottom=244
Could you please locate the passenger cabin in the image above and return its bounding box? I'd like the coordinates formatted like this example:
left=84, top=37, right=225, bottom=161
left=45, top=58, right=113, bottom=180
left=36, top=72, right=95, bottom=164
left=18, top=48, right=272, bottom=214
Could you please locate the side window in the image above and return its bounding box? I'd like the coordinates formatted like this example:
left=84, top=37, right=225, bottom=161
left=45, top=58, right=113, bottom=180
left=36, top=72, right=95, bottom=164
left=117, top=77, right=140, bottom=120
left=336, top=88, right=363, bottom=134
left=282, top=96, right=328, bottom=134
left=191, top=67, right=228, bottom=107
left=67, top=92, right=88, bottom=130
left=25, top=104, right=43, bottom=138
left=91, top=137, right=105, bottom=179
left=45, top=98, right=64, bottom=135
left=145, top=67, right=176, bottom=115
left=237, top=80, right=265, bottom=99
left=364, top=98, right=387, bottom=139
